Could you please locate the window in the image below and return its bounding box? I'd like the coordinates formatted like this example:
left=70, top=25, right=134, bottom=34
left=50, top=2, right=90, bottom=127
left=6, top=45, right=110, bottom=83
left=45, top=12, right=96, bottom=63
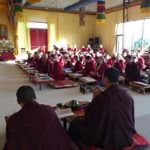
left=28, top=22, right=48, bottom=29
left=116, top=19, right=150, bottom=53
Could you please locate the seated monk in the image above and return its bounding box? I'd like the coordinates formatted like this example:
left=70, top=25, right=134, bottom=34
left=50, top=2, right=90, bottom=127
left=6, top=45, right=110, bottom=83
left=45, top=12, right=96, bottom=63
left=125, top=55, right=140, bottom=82
left=65, top=57, right=72, bottom=68
left=137, top=57, right=145, bottom=70
left=68, top=68, right=149, bottom=150
left=83, top=55, right=96, bottom=77
left=94, top=56, right=108, bottom=81
left=26, top=53, right=34, bottom=65
left=4, top=86, right=78, bottom=150
left=99, top=44, right=105, bottom=54
left=112, top=56, right=124, bottom=75
left=105, top=55, right=113, bottom=68
left=32, top=52, right=41, bottom=69
left=48, top=54, right=64, bottom=80
left=81, top=46, right=86, bottom=53
left=67, top=45, right=72, bottom=53
left=38, top=53, right=49, bottom=74
left=73, top=56, right=83, bottom=73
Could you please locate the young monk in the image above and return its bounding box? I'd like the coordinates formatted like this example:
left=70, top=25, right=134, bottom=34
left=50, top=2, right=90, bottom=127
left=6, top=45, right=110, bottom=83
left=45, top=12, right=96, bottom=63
left=48, top=54, right=64, bottom=80
left=83, top=55, right=96, bottom=77
left=68, top=68, right=149, bottom=150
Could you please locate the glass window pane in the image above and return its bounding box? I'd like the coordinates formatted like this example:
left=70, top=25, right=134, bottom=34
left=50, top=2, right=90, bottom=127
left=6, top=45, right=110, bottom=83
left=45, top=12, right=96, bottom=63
left=143, top=19, right=150, bottom=51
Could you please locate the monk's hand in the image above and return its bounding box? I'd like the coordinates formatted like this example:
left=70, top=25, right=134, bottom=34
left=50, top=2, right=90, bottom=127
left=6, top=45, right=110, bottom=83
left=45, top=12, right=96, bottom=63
left=93, top=87, right=102, bottom=99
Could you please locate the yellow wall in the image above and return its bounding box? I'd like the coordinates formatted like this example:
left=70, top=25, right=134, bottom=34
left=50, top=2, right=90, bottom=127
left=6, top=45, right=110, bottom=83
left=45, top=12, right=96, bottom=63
left=95, top=4, right=150, bottom=55
left=21, top=9, right=96, bottom=51
left=0, top=3, right=14, bottom=47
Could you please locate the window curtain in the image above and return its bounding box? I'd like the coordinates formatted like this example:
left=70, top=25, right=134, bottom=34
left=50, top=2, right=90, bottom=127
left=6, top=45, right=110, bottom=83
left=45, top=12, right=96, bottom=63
left=17, top=17, right=30, bottom=54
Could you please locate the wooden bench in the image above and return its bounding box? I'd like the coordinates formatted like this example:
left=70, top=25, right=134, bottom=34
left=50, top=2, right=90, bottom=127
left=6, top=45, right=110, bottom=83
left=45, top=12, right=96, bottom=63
left=129, top=81, right=150, bottom=94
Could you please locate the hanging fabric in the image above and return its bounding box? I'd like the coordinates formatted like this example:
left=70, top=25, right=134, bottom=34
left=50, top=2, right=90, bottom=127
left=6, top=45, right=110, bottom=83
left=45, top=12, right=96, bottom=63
left=141, top=0, right=150, bottom=12
left=96, top=0, right=106, bottom=24
left=13, top=0, right=23, bottom=18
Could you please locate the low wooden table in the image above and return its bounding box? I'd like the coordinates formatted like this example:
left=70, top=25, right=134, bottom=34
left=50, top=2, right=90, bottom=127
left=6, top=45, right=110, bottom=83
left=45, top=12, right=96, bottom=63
left=79, top=77, right=97, bottom=94
left=129, top=81, right=150, bottom=94
left=68, top=73, right=83, bottom=80
left=50, top=80, right=78, bottom=89
left=33, top=76, right=54, bottom=90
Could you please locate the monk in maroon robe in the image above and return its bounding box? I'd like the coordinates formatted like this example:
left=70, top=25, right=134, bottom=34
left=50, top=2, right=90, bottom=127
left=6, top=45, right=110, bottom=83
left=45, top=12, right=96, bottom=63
left=49, top=54, right=64, bottom=80
left=38, top=53, right=49, bottom=74
left=125, top=55, right=140, bottom=82
left=94, top=56, right=108, bottom=81
left=4, top=86, right=78, bottom=150
left=73, top=56, right=83, bottom=73
left=83, top=56, right=96, bottom=77
left=68, top=68, right=149, bottom=150
left=81, top=46, right=86, bottom=53
left=99, top=44, right=105, bottom=54
left=112, top=56, right=123, bottom=75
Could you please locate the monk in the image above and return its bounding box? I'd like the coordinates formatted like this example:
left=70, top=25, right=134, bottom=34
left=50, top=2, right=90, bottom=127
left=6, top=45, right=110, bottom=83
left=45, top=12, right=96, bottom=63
left=73, top=56, right=83, bottom=73
left=48, top=54, right=64, bottom=80
left=26, top=53, right=33, bottom=65
left=37, top=53, right=48, bottom=74
left=4, top=86, right=78, bottom=150
left=99, top=44, right=105, bottom=54
left=68, top=68, right=149, bottom=150
left=112, top=56, right=124, bottom=75
left=81, top=46, right=86, bottom=53
left=94, top=56, right=108, bottom=81
left=32, top=52, right=41, bottom=69
left=83, top=55, right=96, bottom=77
left=125, top=55, right=140, bottom=82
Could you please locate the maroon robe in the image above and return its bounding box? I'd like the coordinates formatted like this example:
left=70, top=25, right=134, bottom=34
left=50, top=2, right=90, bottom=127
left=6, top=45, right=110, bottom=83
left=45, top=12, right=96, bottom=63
left=65, top=61, right=72, bottom=68
left=73, top=61, right=83, bottom=73
left=137, top=57, right=145, bottom=70
left=4, top=101, right=73, bottom=150
left=96, top=63, right=108, bottom=81
left=69, top=84, right=136, bottom=150
left=99, top=48, right=105, bottom=54
left=37, top=59, right=48, bottom=74
left=125, top=62, right=140, bottom=82
left=49, top=60, right=64, bottom=80
left=107, top=58, right=113, bottom=67
left=83, top=61, right=96, bottom=77
left=114, top=61, right=123, bottom=75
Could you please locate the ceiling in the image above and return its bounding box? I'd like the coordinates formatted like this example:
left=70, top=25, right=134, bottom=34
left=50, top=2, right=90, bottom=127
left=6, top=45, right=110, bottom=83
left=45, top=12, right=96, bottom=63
left=23, top=0, right=136, bottom=12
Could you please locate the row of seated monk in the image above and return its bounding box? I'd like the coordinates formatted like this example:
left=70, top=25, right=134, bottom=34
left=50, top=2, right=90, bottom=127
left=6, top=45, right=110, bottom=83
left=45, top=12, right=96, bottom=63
left=25, top=45, right=150, bottom=84
left=3, top=68, right=149, bottom=150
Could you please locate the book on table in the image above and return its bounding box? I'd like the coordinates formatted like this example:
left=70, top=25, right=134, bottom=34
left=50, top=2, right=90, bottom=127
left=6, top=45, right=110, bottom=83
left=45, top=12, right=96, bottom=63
left=55, top=108, right=74, bottom=119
